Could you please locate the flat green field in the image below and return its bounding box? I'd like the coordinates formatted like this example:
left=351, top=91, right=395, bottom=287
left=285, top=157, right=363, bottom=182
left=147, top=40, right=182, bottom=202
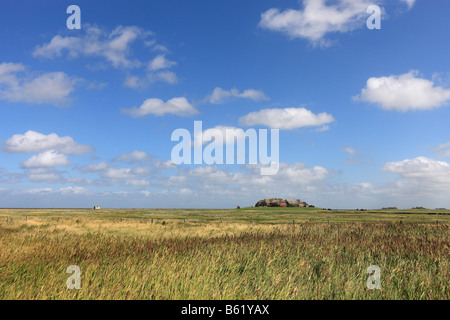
left=0, top=207, right=448, bottom=299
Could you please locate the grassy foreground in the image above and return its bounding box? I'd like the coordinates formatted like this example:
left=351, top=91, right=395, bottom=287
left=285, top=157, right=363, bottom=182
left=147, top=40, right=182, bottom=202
left=0, top=208, right=448, bottom=299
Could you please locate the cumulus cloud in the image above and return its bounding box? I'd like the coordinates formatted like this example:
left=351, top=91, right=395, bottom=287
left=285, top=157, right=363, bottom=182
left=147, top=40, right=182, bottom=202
left=382, top=157, right=450, bottom=190
left=33, top=25, right=148, bottom=69
left=156, top=161, right=332, bottom=206
left=79, top=162, right=109, bottom=173
left=181, top=161, right=329, bottom=188
left=239, top=107, right=335, bottom=129
left=21, top=150, right=70, bottom=168
left=3, top=130, right=94, bottom=155
left=33, top=25, right=178, bottom=88
left=124, top=70, right=178, bottom=88
left=355, top=71, right=450, bottom=111
left=21, top=187, right=53, bottom=194
left=259, top=0, right=377, bottom=45
left=272, top=162, right=329, bottom=184
left=4, top=153, right=450, bottom=208
left=148, top=55, right=176, bottom=71
left=59, top=186, right=88, bottom=195
left=207, top=87, right=269, bottom=104
left=125, top=55, right=178, bottom=88
left=0, top=62, right=77, bottom=106
left=26, top=168, right=66, bottom=183
left=153, top=159, right=178, bottom=170
left=122, top=97, right=198, bottom=117
left=150, top=71, right=177, bottom=84
left=102, top=167, right=150, bottom=180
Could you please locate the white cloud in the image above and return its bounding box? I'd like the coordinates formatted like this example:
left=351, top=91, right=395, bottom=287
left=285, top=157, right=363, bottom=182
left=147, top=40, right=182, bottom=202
left=59, top=187, right=88, bottom=195
left=26, top=168, right=65, bottom=183
left=3, top=130, right=94, bottom=155
left=144, top=40, right=169, bottom=53
left=21, top=150, right=71, bottom=168
left=22, top=187, right=53, bottom=194
left=239, top=107, right=335, bottom=129
left=153, top=159, right=178, bottom=170
left=0, top=62, right=77, bottom=106
left=272, top=162, right=329, bottom=184
left=122, top=97, right=198, bottom=117
left=382, top=157, right=450, bottom=183
left=375, top=156, right=450, bottom=207
left=355, top=71, right=450, bottom=111
left=181, top=162, right=329, bottom=188
left=115, top=151, right=150, bottom=162
left=102, top=167, right=150, bottom=180
left=433, top=142, right=450, bottom=157
left=4, top=153, right=450, bottom=209
left=67, top=177, right=98, bottom=186
left=102, top=168, right=136, bottom=180
left=124, top=71, right=178, bottom=89
left=150, top=71, right=178, bottom=84
left=148, top=55, right=176, bottom=71
left=124, top=55, right=178, bottom=88
left=400, top=0, right=416, bottom=10
left=259, top=0, right=376, bottom=45
left=79, top=162, right=109, bottom=173
left=32, top=25, right=179, bottom=89
left=343, top=147, right=356, bottom=155
left=123, top=76, right=142, bottom=88
left=33, top=25, right=148, bottom=69
left=208, top=87, right=269, bottom=104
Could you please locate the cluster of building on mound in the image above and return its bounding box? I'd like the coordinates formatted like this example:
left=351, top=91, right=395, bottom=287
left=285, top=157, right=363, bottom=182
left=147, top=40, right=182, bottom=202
left=255, top=198, right=313, bottom=207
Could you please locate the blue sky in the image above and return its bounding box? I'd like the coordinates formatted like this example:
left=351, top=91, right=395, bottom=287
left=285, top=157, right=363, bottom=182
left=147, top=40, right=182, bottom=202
left=1, top=0, right=450, bottom=209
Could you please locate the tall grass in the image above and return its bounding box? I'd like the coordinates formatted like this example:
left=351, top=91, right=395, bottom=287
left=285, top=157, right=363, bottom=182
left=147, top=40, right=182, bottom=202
left=0, top=219, right=448, bottom=299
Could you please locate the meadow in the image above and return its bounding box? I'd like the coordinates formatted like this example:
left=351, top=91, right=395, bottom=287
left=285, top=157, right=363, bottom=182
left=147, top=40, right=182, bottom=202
left=0, top=207, right=448, bottom=300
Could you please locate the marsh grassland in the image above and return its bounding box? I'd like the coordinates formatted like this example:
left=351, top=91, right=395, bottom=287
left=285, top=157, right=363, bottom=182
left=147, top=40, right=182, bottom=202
left=0, top=207, right=448, bottom=299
